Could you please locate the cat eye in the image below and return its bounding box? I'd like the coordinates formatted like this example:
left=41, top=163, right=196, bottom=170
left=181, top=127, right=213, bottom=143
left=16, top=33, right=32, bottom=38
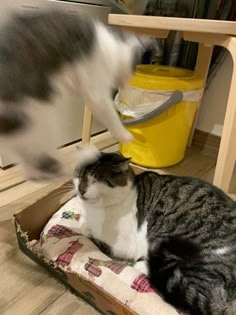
left=112, top=170, right=122, bottom=176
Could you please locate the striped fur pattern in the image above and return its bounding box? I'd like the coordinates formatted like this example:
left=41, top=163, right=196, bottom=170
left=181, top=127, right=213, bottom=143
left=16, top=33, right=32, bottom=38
left=73, top=150, right=236, bottom=315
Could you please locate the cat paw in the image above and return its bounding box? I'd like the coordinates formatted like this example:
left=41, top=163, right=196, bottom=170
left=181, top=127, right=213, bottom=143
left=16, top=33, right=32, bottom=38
left=76, top=144, right=100, bottom=167
left=134, top=260, right=148, bottom=275
left=118, top=130, right=133, bottom=143
left=79, top=224, right=92, bottom=237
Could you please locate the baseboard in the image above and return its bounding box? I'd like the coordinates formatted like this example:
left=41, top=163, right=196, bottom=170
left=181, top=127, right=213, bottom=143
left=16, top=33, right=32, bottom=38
left=192, top=129, right=221, bottom=158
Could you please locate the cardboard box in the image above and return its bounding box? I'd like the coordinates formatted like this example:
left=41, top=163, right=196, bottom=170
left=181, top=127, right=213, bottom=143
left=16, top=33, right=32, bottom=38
left=14, top=181, right=137, bottom=315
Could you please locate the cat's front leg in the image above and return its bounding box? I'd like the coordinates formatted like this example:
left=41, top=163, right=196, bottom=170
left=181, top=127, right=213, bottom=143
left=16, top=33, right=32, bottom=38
left=79, top=223, right=92, bottom=238
left=90, top=99, right=133, bottom=143
left=134, top=260, right=148, bottom=275
left=83, top=91, right=133, bottom=143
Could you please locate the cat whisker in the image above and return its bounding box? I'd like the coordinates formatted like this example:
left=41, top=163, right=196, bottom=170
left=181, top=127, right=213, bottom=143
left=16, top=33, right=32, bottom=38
left=62, top=183, right=74, bottom=188
left=52, top=187, right=74, bottom=194
left=48, top=188, right=75, bottom=199
left=60, top=185, right=74, bottom=190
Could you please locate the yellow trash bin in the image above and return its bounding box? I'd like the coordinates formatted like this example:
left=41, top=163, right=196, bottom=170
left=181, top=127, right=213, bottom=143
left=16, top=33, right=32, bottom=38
left=116, top=65, right=204, bottom=168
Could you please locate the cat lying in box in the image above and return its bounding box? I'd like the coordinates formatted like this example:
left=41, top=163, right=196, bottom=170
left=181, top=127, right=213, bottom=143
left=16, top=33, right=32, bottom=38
left=72, top=145, right=236, bottom=315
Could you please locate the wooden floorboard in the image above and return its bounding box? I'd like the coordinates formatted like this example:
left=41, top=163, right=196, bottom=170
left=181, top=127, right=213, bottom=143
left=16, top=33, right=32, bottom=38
left=39, top=292, right=99, bottom=315
left=0, top=224, right=65, bottom=315
left=0, top=164, right=25, bottom=192
left=1, top=134, right=235, bottom=315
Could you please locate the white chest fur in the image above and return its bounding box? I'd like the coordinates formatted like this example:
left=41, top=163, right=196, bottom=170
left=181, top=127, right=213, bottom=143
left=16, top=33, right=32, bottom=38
left=82, top=189, right=148, bottom=262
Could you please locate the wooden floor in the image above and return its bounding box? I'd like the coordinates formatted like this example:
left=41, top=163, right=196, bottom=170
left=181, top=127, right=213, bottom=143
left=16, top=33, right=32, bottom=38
left=1, top=131, right=236, bottom=315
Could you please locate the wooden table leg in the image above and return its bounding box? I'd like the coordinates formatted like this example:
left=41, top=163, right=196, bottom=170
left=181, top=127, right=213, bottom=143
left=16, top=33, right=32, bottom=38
left=213, top=37, right=236, bottom=192
left=82, top=105, right=93, bottom=145
left=188, top=43, right=213, bottom=146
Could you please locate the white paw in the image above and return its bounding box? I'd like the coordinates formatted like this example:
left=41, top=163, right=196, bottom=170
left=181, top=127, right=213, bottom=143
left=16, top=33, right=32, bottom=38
left=76, top=144, right=100, bottom=167
left=134, top=260, right=148, bottom=275
left=80, top=224, right=91, bottom=237
left=118, top=130, right=133, bottom=143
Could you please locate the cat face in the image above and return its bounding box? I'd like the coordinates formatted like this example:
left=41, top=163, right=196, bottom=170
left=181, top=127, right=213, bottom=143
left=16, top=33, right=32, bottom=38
left=73, top=148, right=133, bottom=203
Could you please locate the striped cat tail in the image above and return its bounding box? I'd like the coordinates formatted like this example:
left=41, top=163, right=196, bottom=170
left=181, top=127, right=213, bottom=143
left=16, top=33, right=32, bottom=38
left=147, top=237, right=208, bottom=315
left=148, top=237, right=232, bottom=314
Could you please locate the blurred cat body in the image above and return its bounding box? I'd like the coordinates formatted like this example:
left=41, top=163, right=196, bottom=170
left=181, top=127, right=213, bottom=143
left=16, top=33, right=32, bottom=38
left=0, top=10, right=150, bottom=179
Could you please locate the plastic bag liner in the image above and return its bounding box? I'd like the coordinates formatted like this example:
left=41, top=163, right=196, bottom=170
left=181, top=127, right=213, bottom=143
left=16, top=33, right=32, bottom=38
left=115, top=85, right=204, bottom=120
left=109, top=0, right=149, bottom=14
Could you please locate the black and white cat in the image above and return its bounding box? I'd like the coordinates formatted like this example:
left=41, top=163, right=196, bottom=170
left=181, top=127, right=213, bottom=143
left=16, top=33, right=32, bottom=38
left=0, top=9, right=151, bottom=180
left=73, top=146, right=236, bottom=315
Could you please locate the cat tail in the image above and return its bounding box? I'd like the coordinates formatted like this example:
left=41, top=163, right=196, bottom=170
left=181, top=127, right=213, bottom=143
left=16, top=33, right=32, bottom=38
left=147, top=237, right=225, bottom=315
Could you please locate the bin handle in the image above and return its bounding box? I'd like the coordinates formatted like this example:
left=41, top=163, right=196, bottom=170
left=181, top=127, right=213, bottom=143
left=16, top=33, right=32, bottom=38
left=120, top=90, right=183, bottom=126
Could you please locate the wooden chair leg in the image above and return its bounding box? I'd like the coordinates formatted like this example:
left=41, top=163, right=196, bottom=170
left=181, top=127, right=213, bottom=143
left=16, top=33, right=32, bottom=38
left=82, top=105, right=93, bottom=145
left=213, top=38, right=236, bottom=192
left=188, top=43, right=213, bottom=146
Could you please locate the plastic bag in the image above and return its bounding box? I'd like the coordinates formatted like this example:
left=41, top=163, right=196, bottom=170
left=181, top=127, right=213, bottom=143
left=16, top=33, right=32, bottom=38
left=115, top=85, right=203, bottom=119
left=109, top=0, right=149, bottom=14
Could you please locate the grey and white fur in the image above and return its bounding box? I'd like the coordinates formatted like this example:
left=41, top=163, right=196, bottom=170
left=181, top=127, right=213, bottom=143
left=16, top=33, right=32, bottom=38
left=0, top=9, right=151, bottom=180
left=73, top=146, right=236, bottom=315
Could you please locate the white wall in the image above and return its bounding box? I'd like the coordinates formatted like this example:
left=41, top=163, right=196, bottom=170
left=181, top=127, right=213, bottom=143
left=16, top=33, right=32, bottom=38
left=0, top=0, right=18, bottom=24
left=197, top=53, right=233, bottom=136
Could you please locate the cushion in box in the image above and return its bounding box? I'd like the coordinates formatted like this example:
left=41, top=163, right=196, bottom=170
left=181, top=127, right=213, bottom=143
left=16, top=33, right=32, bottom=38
left=39, top=197, right=186, bottom=315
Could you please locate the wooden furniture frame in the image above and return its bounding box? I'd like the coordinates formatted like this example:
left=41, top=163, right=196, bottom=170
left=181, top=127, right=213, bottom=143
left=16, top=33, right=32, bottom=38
left=82, top=14, right=236, bottom=193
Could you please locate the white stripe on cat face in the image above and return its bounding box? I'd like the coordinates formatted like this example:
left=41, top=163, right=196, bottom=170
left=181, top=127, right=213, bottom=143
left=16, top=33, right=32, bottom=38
left=73, top=175, right=98, bottom=202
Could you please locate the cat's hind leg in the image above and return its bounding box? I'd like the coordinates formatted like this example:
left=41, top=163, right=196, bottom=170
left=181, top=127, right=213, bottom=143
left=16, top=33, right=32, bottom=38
left=0, top=99, right=63, bottom=180
left=21, top=154, right=62, bottom=181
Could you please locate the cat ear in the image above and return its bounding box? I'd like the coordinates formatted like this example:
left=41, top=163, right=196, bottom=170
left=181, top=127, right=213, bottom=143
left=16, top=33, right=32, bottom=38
left=115, top=157, right=131, bottom=172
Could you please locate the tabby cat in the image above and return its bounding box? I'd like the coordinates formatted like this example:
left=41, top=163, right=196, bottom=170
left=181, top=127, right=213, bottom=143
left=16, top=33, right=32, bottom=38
left=0, top=9, right=151, bottom=180
left=73, top=146, right=236, bottom=315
